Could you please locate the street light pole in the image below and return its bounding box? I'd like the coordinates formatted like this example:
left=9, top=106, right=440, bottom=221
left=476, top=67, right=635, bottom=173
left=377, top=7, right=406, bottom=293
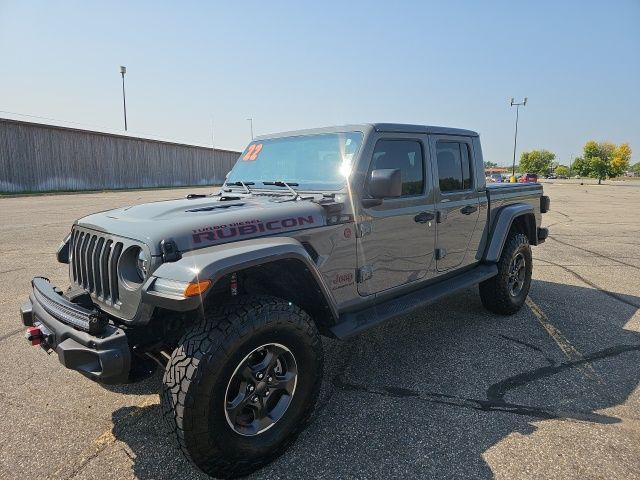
left=510, top=97, right=527, bottom=180
left=211, top=118, right=215, bottom=150
left=120, top=66, right=128, bottom=131
left=568, top=152, right=573, bottom=177
left=247, top=118, right=254, bottom=140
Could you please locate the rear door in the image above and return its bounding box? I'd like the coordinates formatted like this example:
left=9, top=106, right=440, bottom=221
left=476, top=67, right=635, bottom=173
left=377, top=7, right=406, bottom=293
left=357, top=135, right=437, bottom=296
left=430, top=136, right=480, bottom=272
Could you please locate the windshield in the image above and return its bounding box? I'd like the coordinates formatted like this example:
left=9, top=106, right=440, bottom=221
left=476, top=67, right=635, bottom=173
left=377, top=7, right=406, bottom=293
left=226, top=132, right=363, bottom=191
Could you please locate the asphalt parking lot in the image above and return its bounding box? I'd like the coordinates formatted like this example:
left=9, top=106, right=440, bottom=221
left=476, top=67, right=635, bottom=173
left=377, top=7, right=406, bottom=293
left=1, top=182, right=639, bottom=479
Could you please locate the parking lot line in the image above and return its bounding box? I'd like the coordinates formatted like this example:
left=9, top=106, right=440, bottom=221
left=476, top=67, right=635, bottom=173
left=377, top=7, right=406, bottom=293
left=525, top=296, right=603, bottom=383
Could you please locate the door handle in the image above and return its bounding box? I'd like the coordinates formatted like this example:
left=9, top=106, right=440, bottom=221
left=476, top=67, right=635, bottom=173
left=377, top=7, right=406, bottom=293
left=460, top=205, right=478, bottom=215
left=414, top=212, right=435, bottom=223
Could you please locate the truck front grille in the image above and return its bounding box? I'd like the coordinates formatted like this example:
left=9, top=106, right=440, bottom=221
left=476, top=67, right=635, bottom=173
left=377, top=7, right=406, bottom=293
left=70, top=228, right=123, bottom=305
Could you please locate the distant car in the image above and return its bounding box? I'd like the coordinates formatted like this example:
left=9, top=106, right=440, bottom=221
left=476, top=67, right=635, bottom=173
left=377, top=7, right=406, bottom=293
left=518, top=173, right=538, bottom=183
left=557, top=175, right=567, bottom=179
left=573, top=175, right=581, bottom=179
left=489, top=173, right=503, bottom=183
left=547, top=174, right=557, bottom=179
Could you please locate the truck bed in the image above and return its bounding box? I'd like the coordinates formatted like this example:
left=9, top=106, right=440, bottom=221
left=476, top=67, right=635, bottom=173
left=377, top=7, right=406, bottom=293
left=486, top=182, right=543, bottom=209
left=486, top=182, right=543, bottom=197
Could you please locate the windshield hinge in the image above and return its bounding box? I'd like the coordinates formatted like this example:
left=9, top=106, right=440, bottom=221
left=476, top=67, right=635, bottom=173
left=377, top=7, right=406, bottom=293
left=357, top=266, right=373, bottom=283
left=161, top=239, right=182, bottom=262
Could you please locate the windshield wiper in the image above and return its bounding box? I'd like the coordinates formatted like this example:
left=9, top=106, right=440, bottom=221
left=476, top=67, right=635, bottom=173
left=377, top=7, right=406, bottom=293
left=262, top=181, right=302, bottom=200
left=225, top=181, right=255, bottom=194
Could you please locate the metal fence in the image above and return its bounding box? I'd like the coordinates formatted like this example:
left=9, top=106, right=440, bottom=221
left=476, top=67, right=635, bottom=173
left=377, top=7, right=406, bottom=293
left=0, top=117, right=240, bottom=193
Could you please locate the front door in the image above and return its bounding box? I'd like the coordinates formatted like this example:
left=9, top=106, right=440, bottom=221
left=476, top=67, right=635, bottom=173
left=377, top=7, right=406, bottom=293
left=431, top=136, right=480, bottom=272
left=357, top=136, right=437, bottom=296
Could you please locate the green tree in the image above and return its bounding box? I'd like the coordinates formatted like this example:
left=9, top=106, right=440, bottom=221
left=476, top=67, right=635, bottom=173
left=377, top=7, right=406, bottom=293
left=574, top=140, right=632, bottom=184
left=484, top=161, right=498, bottom=168
left=555, top=165, right=570, bottom=176
left=589, top=157, right=609, bottom=184
left=583, top=140, right=601, bottom=160
left=519, top=149, right=555, bottom=175
left=632, top=162, right=640, bottom=174
left=572, top=156, right=590, bottom=176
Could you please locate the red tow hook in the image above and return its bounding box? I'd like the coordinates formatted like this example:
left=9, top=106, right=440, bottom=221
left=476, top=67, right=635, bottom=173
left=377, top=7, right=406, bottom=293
left=25, top=326, right=44, bottom=346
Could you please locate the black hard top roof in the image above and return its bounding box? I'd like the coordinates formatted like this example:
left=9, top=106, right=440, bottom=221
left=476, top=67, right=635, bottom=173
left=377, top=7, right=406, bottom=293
left=256, top=123, right=479, bottom=140
left=372, top=123, right=478, bottom=137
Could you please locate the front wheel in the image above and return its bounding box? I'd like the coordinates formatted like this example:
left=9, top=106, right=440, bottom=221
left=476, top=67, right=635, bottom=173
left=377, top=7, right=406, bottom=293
left=161, top=295, right=323, bottom=478
left=479, top=232, right=532, bottom=314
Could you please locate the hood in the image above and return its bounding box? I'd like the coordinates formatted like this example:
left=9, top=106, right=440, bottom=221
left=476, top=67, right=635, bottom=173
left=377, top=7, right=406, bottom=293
left=77, top=194, right=330, bottom=255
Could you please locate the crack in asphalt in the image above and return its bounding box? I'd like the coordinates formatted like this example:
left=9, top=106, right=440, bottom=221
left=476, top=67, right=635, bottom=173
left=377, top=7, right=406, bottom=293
left=548, top=236, right=640, bottom=271
left=53, top=397, right=157, bottom=480
left=313, top=338, right=358, bottom=419
left=553, top=210, right=572, bottom=220
left=536, top=263, right=637, bottom=267
left=0, top=267, right=25, bottom=275
left=525, top=297, right=602, bottom=383
left=486, top=343, right=640, bottom=404
left=497, top=334, right=557, bottom=366
left=333, top=375, right=619, bottom=425
left=334, top=343, right=640, bottom=426
left=536, top=258, right=640, bottom=309
left=0, top=327, right=23, bottom=343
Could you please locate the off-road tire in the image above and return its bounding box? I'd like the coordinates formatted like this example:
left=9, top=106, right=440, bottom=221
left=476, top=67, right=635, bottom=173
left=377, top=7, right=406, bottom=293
left=161, top=295, right=323, bottom=478
left=479, top=232, right=532, bottom=314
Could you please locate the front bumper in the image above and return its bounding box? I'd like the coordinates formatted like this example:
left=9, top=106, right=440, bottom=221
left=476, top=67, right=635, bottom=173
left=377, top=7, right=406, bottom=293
left=21, top=277, right=131, bottom=384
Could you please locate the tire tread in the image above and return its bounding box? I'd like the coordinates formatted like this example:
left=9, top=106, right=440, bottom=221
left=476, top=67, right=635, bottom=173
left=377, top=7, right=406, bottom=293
left=479, top=232, right=532, bottom=315
left=160, top=295, right=323, bottom=478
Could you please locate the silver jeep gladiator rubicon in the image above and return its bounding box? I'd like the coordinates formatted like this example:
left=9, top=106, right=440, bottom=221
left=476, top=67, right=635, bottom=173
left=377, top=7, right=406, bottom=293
left=21, top=123, right=549, bottom=478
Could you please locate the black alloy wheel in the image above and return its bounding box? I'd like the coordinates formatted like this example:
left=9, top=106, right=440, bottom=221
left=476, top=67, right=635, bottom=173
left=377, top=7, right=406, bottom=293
left=225, top=343, right=298, bottom=436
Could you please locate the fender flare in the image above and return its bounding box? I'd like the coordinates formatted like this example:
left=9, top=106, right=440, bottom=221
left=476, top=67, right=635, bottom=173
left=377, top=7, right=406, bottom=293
left=483, top=203, right=535, bottom=263
left=143, top=237, right=338, bottom=320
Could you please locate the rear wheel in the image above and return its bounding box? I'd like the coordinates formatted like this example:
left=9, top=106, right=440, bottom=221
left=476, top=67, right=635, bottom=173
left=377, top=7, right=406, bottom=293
left=479, top=232, right=532, bottom=314
left=161, top=295, right=323, bottom=478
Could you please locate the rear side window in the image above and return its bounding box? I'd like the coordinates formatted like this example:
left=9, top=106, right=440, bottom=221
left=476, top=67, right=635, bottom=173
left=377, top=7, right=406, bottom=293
left=370, top=140, right=424, bottom=196
left=436, top=141, right=473, bottom=192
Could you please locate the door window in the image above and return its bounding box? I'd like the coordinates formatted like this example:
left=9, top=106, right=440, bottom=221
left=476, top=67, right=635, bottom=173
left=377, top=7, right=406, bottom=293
left=370, top=140, right=424, bottom=196
left=436, top=141, right=473, bottom=192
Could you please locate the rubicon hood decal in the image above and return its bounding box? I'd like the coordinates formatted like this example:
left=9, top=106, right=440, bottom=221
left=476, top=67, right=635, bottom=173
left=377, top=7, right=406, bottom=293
left=75, top=195, right=329, bottom=254
left=192, top=215, right=317, bottom=245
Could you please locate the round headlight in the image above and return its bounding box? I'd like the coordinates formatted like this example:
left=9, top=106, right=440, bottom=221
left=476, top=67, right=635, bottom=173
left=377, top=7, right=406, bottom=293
left=136, top=249, right=149, bottom=280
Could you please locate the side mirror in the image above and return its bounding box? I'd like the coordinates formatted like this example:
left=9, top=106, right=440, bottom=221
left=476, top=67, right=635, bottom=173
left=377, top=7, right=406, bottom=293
left=369, top=168, right=402, bottom=198
left=362, top=168, right=402, bottom=207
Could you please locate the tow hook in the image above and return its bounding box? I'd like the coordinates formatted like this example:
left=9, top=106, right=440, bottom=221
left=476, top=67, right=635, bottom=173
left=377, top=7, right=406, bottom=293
left=25, top=326, right=44, bottom=346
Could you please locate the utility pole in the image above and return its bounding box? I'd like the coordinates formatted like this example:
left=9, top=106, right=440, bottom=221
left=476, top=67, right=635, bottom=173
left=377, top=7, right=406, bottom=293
left=120, top=66, right=128, bottom=131
left=247, top=118, right=254, bottom=140
left=568, top=152, right=573, bottom=177
left=211, top=118, right=216, bottom=160
left=510, top=97, right=527, bottom=181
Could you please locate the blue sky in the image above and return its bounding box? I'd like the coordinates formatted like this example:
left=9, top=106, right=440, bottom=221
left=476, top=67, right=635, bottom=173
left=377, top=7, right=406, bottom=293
left=1, top=0, right=639, bottom=166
